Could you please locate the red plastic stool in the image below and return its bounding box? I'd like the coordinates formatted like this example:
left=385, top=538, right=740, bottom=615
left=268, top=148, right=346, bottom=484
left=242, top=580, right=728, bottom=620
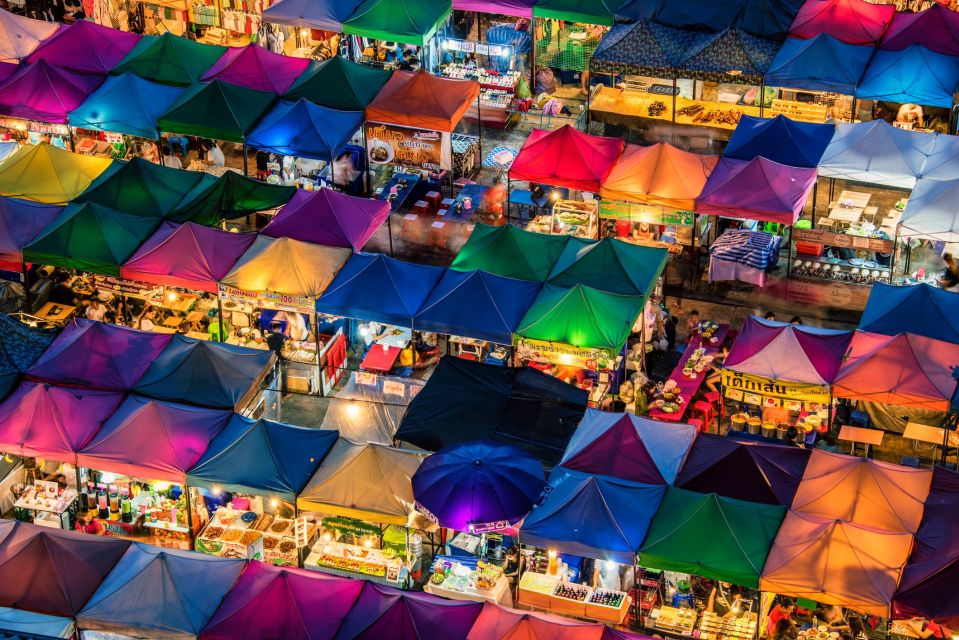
left=687, top=418, right=704, bottom=432
left=692, top=400, right=716, bottom=432
left=703, top=391, right=725, bottom=419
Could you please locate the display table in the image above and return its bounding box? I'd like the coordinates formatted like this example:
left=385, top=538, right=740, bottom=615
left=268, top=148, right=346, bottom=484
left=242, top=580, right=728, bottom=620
left=708, top=258, right=767, bottom=287
left=425, top=573, right=512, bottom=606
left=361, top=344, right=403, bottom=373
left=377, top=173, right=420, bottom=211
left=14, top=487, right=77, bottom=530
left=195, top=508, right=267, bottom=560
left=517, top=571, right=630, bottom=623
left=649, top=324, right=729, bottom=422
left=304, top=540, right=407, bottom=587
left=443, top=183, right=488, bottom=223
left=34, top=302, right=75, bottom=322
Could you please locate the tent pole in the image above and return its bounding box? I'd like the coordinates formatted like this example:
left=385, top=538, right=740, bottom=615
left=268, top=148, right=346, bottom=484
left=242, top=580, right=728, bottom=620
left=315, top=311, right=323, bottom=396
left=811, top=179, right=818, bottom=226
left=242, top=143, right=249, bottom=177
left=68, top=126, right=75, bottom=153
left=850, top=97, right=857, bottom=123
left=476, top=95, right=483, bottom=171
left=21, top=261, right=32, bottom=314
left=671, top=78, right=678, bottom=141
left=786, top=226, right=793, bottom=278
left=216, top=297, right=225, bottom=342
left=507, top=177, right=512, bottom=225
left=362, top=124, right=371, bottom=196
left=185, top=485, right=195, bottom=545
left=758, top=80, right=764, bottom=118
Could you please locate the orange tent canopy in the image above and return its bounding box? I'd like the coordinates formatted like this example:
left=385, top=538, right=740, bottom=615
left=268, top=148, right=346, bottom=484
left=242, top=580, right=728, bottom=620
left=364, top=69, right=479, bottom=133
left=833, top=330, right=959, bottom=412
left=600, top=142, right=719, bottom=210
left=760, top=510, right=914, bottom=617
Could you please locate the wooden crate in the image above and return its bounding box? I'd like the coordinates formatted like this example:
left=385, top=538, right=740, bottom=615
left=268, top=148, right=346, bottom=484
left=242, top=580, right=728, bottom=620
left=517, top=587, right=551, bottom=609
left=586, top=596, right=631, bottom=623
left=550, top=593, right=588, bottom=617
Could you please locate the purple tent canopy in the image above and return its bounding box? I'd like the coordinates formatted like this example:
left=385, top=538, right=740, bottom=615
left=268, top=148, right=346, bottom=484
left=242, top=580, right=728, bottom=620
left=25, top=19, right=140, bottom=74
left=26, top=319, right=171, bottom=391
left=262, top=188, right=389, bottom=251
left=0, top=197, right=62, bottom=271
left=695, top=157, right=817, bottom=225
left=200, top=44, right=310, bottom=94
left=881, top=4, right=959, bottom=56
left=0, top=60, right=103, bottom=124
left=675, top=433, right=812, bottom=506
left=453, top=0, right=533, bottom=17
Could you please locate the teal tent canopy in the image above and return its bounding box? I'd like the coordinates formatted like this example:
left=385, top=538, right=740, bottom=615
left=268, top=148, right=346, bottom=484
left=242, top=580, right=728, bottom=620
left=69, top=73, right=183, bottom=140
left=157, top=80, right=276, bottom=143
left=111, top=33, right=227, bottom=86
left=284, top=56, right=392, bottom=110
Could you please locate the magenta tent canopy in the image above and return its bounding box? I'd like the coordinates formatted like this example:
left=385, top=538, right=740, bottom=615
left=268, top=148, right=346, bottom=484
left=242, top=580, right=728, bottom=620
left=696, top=157, right=817, bottom=225
left=200, top=44, right=310, bottom=94
left=77, top=394, right=232, bottom=483
left=0, top=382, right=123, bottom=460
left=0, top=60, right=103, bottom=124
left=201, top=561, right=364, bottom=640
left=453, top=0, right=532, bottom=17
left=120, top=221, right=256, bottom=294
left=26, top=319, right=171, bottom=391
left=25, top=19, right=140, bottom=75
left=881, top=4, right=959, bottom=56
left=262, top=187, right=390, bottom=251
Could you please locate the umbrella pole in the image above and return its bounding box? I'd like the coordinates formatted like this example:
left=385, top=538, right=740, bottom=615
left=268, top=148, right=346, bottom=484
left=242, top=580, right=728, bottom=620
left=758, top=81, right=765, bottom=118
left=811, top=180, right=818, bottom=226
left=217, top=297, right=225, bottom=342
left=362, top=125, right=371, bottom=196
left=315, top=311, right=323, bottom=396
left=185, top=485, right=195, bottom=545
left=242, top=143, right=249, bottom=177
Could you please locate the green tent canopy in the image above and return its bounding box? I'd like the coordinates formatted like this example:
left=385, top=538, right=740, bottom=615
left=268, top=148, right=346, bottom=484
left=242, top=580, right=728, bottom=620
left=283, top=56, right=392, bottom=110
left=22, top=202, right=160, bottom=276
left=111, top=33, right=227, bottom=86
left=515, top=283, right=645, bottom=352
left=450, top=223, right=570, bottom=282
left=548, top=237, right=668, bottom=297
left=639, top=487, right=786, bottom=588
left=532, top=0, right=619, bottom=25
left=157, top=80, right=277, bottom=143
left=173, top=171, right=296, bottom=226
left=343, top=0, right=452, bottom=46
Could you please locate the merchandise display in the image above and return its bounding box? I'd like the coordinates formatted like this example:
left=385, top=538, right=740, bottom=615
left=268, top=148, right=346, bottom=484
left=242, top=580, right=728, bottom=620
left=194, top=506, right=285, bottom=560
left=526, top=200, right=598, bottom=238
left=305, top=539, right=405, bottom=585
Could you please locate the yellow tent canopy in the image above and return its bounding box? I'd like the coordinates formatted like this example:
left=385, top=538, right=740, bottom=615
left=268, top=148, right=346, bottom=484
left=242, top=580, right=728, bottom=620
left=219, top=235, right=350, bottom=299
left=0, top=143, right=113, bottom=204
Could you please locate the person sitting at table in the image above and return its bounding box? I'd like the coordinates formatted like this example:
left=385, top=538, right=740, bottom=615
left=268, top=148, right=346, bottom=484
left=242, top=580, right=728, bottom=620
left=631, top=222, right=658, bottom=242
left=686, top=309, right=700, bottom=343
left=360, top=321, right=388, bottom=348
left=85, top=296, right=108, bottom=322
left=767, top=598, right=798, bottom=638
left=136, top=306, right=157, bottom=332
left=818, top=605, right=849, bottom=631
left=48, top=272, right=78, bottom=306
left=704, top=339, right=731, bottom=395
left=902, top=617, right=952, bottom=639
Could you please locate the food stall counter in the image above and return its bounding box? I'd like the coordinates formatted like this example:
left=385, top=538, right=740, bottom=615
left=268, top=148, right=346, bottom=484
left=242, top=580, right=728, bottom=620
left=304, top=540, right=407, bottom=587
left=424, top=557, right=512, bottom=606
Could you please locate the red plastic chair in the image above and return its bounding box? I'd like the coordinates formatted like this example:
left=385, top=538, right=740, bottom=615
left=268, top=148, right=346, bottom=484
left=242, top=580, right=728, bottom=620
left=703, top=391, right=725, bottom=419
left=692, top=400, right=716, bottom=432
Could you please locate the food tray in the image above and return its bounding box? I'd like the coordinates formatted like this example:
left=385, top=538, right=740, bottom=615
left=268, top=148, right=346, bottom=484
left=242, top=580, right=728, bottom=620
left=268, top=518, right=293, bottom=536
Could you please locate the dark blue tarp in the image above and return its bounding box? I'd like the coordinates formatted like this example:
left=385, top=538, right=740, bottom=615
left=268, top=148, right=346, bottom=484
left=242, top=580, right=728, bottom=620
left=649, top=0, right=803, bottom=39
left=677, top=28, right=781, bottom=85
left=0, top=315, right=56, bottom=400
left=857, top=45, right=959, bottom=108
left=396, top=356, right=588, bottom=464
left=860, top=283, right=959, bottom=345
left=316, top=252, right=444, bottom=327
left=246, top=99, right=364, bottom=161
left=413, top=270, right=540, bottom=345
left=723, top=114, right=835, bottom=168
left=68, top=73, right=183, bottom=140
left=590, top=20, right=698, bottom=77
left=187, top=414, right=337, bottom=500
left=521, top=467, right=667, bottom=563
left=262, top=0, right=363, bottom=31
left=764, top=34, right=873, bottom=95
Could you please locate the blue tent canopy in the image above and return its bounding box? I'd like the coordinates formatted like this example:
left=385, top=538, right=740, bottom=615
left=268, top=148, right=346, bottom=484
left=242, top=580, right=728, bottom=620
left=245, top=99, right=364, bottom=161
left=413, top=270, right=541, bottom=345
left=521, top=467, right=667, bottom=563
left=590, top=20, right=698, bottom=78
left=857, top=45, right=959, bottom=108
left=316, top=252, right=444, bottom=327
left=723, top=115, right=835, bottom=168
left=674, top=28, right=781, bottom=85
left=898, top=177, right=959, bottom=242
left=0, top=607, right=74, bottom=639
left=68, top=73, right=183, bottom=140
left=860, top=283, right=959, bottom=345
left=649, top=0, right=803, bottom=38
left=187, top=414, right=337, bottom=500
left=262, top=0, right=363, bottom=31
left=919, top=132, right=959, bottom=182
left=77, top=543, right=244, bottom=639
left=764, top=34, right=873, bottom=95
left=818, top=120, right=935, bottom=190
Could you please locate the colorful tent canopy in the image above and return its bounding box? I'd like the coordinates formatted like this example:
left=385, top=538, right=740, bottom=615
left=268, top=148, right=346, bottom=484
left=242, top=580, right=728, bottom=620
left=22, top=202, right=159, bottom=276
left=0, top=144, right=113, bottom=204
left=639, top=488, right=786, bottom=588
left=343, top=0, right=452, bottom=46
left=760, top=510, right=914, bottom=617
left=26, top=319, right=170, bottom=391
left=600, top=142, right=718, bottom=209
left=791, top=449, right=932, bottom=533
left=723, top=115, right=835, bottom=169
left=649, top=0, right=803, bottom=36
left=450, top=224, right=570, bottom=283
left=547, top=237, right=667, bottom=297
left=917, top=131, right=959, bottom=182
left=219, top=236, right=351, bottom=300
left=0, top=197, right=62, bottom=271
left=881, top=3, right=959, bottom=55
left=200, top=562, right=363, bottom=640
left=111, top=32, right=226, bottom=86
left=76, top=543, right=244, bottom=640
left=120, top=221, right=256, bottom=293
left=860, top=283, right=959, bottom=345
left=589, top=20, right=695, bottom=79
left=133, top=334, right=275, bottom=410
left=765, top=35, right=873, bottom=95
left=157, top=80, right=276, bottom=143
left=675, top=434, right=811, bottom=506
left=671, top=28, right=780, bottom=85
left=0, top=382, right=122, bottom=460
left=296, top=439, right=427, bottom=525
left=0, top=11, right=59, bottom=63
left=696, top=156, right=816, bottom=225
left=284, top=56, right=392, bottom=110
left=200, top=44, right=309, bottom=94
left=246, top=99, right=364, bottom=161
left=262, top=0, right=365, bottom=31
left=365, top=70, right=478, bottom=133
left=0, top=522, right=129, bottom=618
left=171, top=171, right=296, bottom=226
left=509, top=125, right=624, bottom=193
left=412, top=269, right=540, bottom=345
left=897, top=177, right=959, bottom=241
left=466, top=603, right=605, bottom=640
left=856, top=45, right=959, bottom=108
left=521, top=467, right=666, bottom=563
left=788, top=0, right=894, bottom=44
left=396, top=356, right=588, bottom=464
left=76, top=394, right=232, bottom=483
left=68, top=73, right=183, bottom=140
left=560, top=409, right=696, bottom=484
left=187, top=415, right=337, bottom=500
left=532, top=0, right=621, bottom=25
left=0, top=606, right=74, bottom=639
left=0, top=60, right=103, bottom=124
left=262, top=187, right=388, bottom=250
left=832, top=331, right=959, bottom=412
left=25, top=19, right=140, bottom=74
left=454, top=0, right=532, bottom=18
left=515, top=284, right=644, bottom=352
left=0, top=314, right=55, bottom=399
left=818, top=120, right=935, bottom=190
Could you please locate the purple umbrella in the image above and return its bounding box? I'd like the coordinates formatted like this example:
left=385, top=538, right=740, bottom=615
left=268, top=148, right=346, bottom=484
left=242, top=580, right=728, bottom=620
left=412, top=440, right=545, bottom=532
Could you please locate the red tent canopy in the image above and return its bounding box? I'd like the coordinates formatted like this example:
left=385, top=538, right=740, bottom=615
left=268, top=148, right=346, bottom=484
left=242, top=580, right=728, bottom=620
left=509, top=125, right=625, bottom=192
left=788, top=0, right=895, bottom=45
left=365, top=70, right=479, bottom=133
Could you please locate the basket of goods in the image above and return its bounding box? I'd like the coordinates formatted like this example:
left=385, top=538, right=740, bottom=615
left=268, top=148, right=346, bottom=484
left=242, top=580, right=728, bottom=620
left=430, top=571, right=446, bottom=586
left=239, top=530, right=262, bottom=547
left=222, top=529, right=244, bottom=543
left=586, top=589, right=629, bottom=622
left=552, top=582, right=591, bottom=616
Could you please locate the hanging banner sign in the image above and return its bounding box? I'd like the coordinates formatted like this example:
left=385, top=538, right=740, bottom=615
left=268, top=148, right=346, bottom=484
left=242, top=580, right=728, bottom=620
left=93, top=274, right=163, bottom=298
left=599, top=200, right=695, bottom=226
left=720, top=369, right=830, bottom=404
left=792, top=227, right=894, bottom=254
left=514, top=337, right=616, bottom=370
left=217, top=284, right=313, bottom=314
left=366, top=122, right=451, bottom=172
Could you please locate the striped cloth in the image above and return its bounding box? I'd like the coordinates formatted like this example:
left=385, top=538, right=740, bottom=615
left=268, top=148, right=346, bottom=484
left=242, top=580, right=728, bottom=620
left=710, top=229, right=782, bottom=271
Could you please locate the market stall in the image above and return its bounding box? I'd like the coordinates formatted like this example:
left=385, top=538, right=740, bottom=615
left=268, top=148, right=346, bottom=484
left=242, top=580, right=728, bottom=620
left=701, top=230, right=781, bottom=288
left=547, top=236, right=667, bottom=297
left=647, top=321, right=728, bottom=422
left=697, top=157, right=817, bottom=227
left=110, top=32, right=227, bottom=87
left=0, top=313, right=55, bottom=399
left=319, top=371, right=425, bottom=444
left=284, top=56, right=393, bottom=112
left=450, top=223, right=570, bottom=282
left=0, top=61, right=103, bottom=132
left=788, top=0, right=893, bottom=45
left=200, top=43, right=310, bottom=95
left=0, top=143, right=114, bottom=205
left=343, top=0, right=452, bottom=64
left=532, top=0, right=614, bottom=97
left=0, top=607, right=74, bottom=639
left=262, top=188, right=389, bottom=251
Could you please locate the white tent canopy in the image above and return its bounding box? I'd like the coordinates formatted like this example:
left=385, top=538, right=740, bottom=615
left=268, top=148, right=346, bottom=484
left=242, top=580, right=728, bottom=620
left=817, top=120, right=935, bottom=190
left=899, top=177, right=959, bottom=241
left=0, top=11, right=59, bottom=64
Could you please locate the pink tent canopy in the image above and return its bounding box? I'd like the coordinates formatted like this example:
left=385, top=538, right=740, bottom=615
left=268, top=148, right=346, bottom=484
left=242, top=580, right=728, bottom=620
left=200, top=44, right=310, bottom=94
left=466, top=602, right=605, bottom=640
left=0, top=60, right=103, bottom=124
left=262, top=187, right=390, bottom=251
left=453, top=0, right=532, bottom=17
left=695, top=157, right=817, bottom=225
left=789, top=0, right=894, bottom=45
left=0, top=382, right=123, bottom=460
left=25, top=19, right=140, bottom=74
left=120, top=221, right=256, bottom=293
left=881, top=4, right=959, bottom=55
left=509, top=125, right=625, bottom=193
left=76, top=394, right=232, bottom=483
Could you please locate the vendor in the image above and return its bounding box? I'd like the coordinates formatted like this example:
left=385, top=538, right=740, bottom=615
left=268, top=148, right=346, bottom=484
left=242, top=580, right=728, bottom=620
left=767, top=597, right=798, bottom=637
left=708, top=581, right=745, bottom=618
left=631, top=222, right=658, bottom=243
left=76, top=509, right=106, bottom=536
left=897, top=103, right=924, bottom=128
left=503, top=545, right=521, bottom=585
left=592, top=559, right=624, bottom=592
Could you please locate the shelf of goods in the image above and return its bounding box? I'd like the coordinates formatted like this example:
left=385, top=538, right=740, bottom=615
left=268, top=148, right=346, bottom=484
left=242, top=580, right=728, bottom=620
left=699, top=612, right=758, bottom=640
left=425, top=558, right=511, bottom=605
left=526, top=200, right=598, bottom=239
left=648, top=605, right=698, bottom=636
left=518, top=572, right=630, bottom=624
left=444, top=65, right=520, bottom=130
left=768, top=99, right=828, bottom=124
left=305, top=540, right=405, bottom=586
left=194, top=507, right=287, bottom=560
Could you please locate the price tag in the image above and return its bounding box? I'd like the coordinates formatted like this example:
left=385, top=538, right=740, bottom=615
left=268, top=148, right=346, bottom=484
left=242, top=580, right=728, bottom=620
left=105, top=132, right=124, bottom=144
left=294, top=517, right=309, bottom=548
left=382, top=379, right=404, bottom=397
left=355, top=371, right=377, bottom=386
left=850, top=236, right=870, bottom=249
